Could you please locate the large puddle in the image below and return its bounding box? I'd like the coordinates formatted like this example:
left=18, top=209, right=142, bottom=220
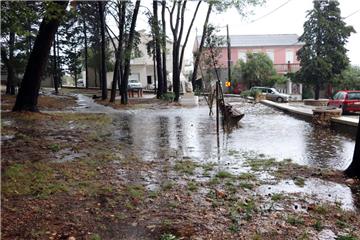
left=110, top=100, right=355, bottom=170
left=74, top=95, right=357, bottom=210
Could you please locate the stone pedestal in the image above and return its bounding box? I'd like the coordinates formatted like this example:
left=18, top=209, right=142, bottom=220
left=312, top=108, right=342, bottom=126
left=179, top=93, right=199, bottom=106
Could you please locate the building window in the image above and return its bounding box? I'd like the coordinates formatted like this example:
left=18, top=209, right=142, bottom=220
left=147, top=75, right=152, bottom=84
left=286, top=49, right=294, bottom=63
left=253, top=49, right=261, bottom=53
left=266, top=49, right=274, bottom=62
left=238, top=51, right=247, bottom=62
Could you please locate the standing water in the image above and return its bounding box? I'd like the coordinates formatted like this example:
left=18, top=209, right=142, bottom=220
left=110, top=100, right=355, bottom=170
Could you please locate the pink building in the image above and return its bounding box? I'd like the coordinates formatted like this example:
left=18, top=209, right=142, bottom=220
left=194, top=34, right=303, bottom=75
left=193, top=34, right=304, bottom=98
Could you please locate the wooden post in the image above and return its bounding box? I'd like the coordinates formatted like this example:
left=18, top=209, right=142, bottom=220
left=216, top=82, right=219, bottom=135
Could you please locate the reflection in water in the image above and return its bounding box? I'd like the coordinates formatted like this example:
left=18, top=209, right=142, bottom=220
left=111, top=103, right=354, bottom=170
left=157, top=116, right=170, bottom=159
left=305, top=127, right=348, bottom=169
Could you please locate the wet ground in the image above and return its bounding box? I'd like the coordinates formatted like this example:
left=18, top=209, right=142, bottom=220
left=1, top=93, right=359, bottom=239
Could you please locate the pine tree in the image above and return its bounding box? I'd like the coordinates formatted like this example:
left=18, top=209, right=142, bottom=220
left=13, top=1, right=68, bottom=112
left=297, top=0, right=355, bottom=100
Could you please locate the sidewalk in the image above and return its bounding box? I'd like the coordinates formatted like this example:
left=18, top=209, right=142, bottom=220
left=261, top=99, right=359, bottom=127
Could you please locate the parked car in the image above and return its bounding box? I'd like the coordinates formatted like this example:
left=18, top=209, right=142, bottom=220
left=250, top=86, right=290, bottom=102
left=128, top=79, right=142, bottom=89
left=327, top=90, right=360, bottom=114
left=77, top=79, right=85, bottom=87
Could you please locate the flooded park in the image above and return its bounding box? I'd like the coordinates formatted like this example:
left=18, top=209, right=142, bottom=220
left=1, top=93, right=359, bottom=239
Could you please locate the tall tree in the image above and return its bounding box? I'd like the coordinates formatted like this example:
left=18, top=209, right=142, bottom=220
left=1, top=1, right=40, bottom=95
left=13, top=1, right=68, bottom=112
left=79, top=3, right=90, bottom=88
left=345, top=120, right=360, bottom=178
left=191, top=2, right=211, bottom=90
left=110, top=0, right=126, bottom=103
left=153, top=0, right=164, bottom=98
left=98, top=1, right=108, bottom=100
left=161, top=0, right=168, bottom=93
left=233, top=52, right=276, bottom=88
left=120, top=0, right=141, bottom=104
left=169, top=0, right=202, bottom=101
left=297, top=0, right=355, bottom=100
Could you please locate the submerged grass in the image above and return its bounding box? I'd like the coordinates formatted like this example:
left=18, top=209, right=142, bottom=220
left=174, top=160, right=199, bottom=175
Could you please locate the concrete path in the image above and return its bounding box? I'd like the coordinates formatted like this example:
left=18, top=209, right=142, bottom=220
left=260, top=99, right=359, bottom=127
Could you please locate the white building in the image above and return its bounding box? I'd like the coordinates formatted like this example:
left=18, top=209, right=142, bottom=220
left=85, top=30, right=178, bottom=90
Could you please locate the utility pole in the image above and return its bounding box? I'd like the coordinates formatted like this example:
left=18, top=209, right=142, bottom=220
left=226, top=25, right=231, bottom=88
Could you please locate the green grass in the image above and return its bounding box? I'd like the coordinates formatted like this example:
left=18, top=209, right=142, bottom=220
left=48, top=143, right=61, bottom=152
left=160, top=233, right=179, bottom=240
left=215, top=171, right=234, bottom=179
left=335, top=235, right=358, bottom=240
left=238, top=172, right=256, bottom=181
left=2, top=163, right=67, bottom=198
left=286, top=215, right=304, bottom=226
left=245, top=158, right=276, bottom=172
left=312, top=219, right=323, bottom=231
left=161, top=180, right=174, bottom=191
left=174, top=160, right=198, bottom=175
left=239, top=181, right=254, bottom=190
left=202, top=162, right=216, bottom=172
left=187, top=181, right=198, bottom=192
left=90, top=234, right=102, bottom=240
left=313, top=204, right=328, bottom=215
left=336, top=220, right=348, bottom=229
left=126, top=184, right=145, bottom=200
left=293, top=176, right=305, bottom=187
left=271, top=193, right=285, bottom=201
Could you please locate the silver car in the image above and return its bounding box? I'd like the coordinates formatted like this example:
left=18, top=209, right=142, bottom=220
left=250, top=87, right=290, bottom=102
left=128, top=79, right=142, bottom=89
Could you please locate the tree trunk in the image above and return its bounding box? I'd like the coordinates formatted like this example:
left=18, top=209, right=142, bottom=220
left=153, top=50, right=157, bottom=93
left=120, top=0, right=141, bottom=105
left=345, top=119, right=360, bottom=178
left=161, top=0, right=167, bottom=93
left=13, top=1, right=68, bottom=112
left=52, top=37, right=59, bottom=94
left=98, top=1, right=107, bottom=100
left=179, top=1, right=201, bottom=72
left=314, top=83, right=320, bottom=100
left=94, top=67, right=98, bottom=87
left=56, top=33, right=62, bottom=87
left=153, top=1, right=163, bottom=98
left=173, top=42, right=180, bottom=101
left=6, top=32, right=16, bottom=95
left=111, top=1, right=126, bottom=103
left=117, top=1, right=126, bottom=97
left=169, top=1, right=185, bottom=102
left=83, top=18, right=89, bottom=88
left=191, top=3, right=212, bottom=88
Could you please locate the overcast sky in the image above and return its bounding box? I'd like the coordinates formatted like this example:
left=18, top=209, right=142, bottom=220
left=129, top=0, right=360, bottom=66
